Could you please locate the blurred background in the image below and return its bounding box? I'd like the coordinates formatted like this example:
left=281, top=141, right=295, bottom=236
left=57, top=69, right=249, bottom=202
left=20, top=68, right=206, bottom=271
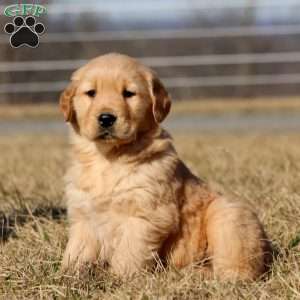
left=1, top=0, right=300, bottom=132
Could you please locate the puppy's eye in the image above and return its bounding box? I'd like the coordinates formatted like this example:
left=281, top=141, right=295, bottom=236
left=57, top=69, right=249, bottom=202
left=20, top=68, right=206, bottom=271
left=85, top=90, right=96, bottom=98
left=122, top=89, right=136, bottom=98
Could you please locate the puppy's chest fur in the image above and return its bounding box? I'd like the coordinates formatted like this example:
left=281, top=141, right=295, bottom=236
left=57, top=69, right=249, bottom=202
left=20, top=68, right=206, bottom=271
left=65, top=148, right=180, bottom=259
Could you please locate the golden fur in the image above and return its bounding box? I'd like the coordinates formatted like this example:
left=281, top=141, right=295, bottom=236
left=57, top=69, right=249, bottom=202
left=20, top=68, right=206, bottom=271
left=59, top=53, right=271, bottom=280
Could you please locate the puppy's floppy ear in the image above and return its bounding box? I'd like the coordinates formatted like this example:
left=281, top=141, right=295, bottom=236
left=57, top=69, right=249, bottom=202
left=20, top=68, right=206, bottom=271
left=148, top=72, right=171, bottom=123
left=59, top=81, right=77, bottom=122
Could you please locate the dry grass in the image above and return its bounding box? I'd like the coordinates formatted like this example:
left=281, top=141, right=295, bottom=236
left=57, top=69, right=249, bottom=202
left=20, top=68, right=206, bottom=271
left=173, top=97, right=300, bottom=116
left=0, top=132, right=300, bottom=299
left=2, top=97, right=300, bottom=120
left=0, top=104, right=60, bottom=120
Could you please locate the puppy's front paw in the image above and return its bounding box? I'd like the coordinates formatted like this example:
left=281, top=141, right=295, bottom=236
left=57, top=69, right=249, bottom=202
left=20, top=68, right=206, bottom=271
left=62, top=222, right=100, bottom=272
left=61, top=241, right=99, bottom=273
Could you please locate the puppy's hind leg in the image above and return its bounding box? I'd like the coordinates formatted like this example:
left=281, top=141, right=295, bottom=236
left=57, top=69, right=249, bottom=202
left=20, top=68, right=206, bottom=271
left=205, top=198, right=272, bottom=281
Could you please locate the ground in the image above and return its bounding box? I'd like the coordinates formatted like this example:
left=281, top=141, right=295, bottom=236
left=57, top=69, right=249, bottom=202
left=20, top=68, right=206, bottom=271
left=0, top=101, right=300, bottom=299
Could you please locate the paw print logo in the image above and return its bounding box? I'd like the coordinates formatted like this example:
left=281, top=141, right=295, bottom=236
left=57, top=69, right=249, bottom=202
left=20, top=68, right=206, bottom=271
left=4, top=16, right=45, bottom=48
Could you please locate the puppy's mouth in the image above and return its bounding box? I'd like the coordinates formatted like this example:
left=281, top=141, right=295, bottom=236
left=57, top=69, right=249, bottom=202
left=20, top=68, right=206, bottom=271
left=96, top=128, right=136, bottom=143
left=97, top=131, right=115, bottom=140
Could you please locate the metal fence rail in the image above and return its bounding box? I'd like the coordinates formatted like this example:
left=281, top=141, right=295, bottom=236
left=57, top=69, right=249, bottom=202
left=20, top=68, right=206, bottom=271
left=2, top=52, right=300, bottom=72
left=1, top=0, right=299, bottom=14
left=2, top=74, right=300, bottom=94
left=2, top=25, right=300, bottom=44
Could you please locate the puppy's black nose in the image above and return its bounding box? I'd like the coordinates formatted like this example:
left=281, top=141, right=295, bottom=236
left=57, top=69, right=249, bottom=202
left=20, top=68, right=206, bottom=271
left=98, top=113, right=117, bottom=128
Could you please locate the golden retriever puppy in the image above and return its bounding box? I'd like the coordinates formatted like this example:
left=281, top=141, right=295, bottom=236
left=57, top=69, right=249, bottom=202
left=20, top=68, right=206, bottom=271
left=60, top=53, right=271, bottom=280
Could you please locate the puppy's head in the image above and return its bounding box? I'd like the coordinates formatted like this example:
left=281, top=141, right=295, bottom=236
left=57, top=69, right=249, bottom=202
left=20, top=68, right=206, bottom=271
left=60, top=53, right=171, bottom=145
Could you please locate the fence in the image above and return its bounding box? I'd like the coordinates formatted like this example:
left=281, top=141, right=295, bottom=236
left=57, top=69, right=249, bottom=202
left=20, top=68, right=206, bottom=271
left=1, top=1, right=300, bottom=101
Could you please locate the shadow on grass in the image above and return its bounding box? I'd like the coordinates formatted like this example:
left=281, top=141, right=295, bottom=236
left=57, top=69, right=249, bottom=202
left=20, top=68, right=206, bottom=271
left=0, top=206, right=66, bottom=243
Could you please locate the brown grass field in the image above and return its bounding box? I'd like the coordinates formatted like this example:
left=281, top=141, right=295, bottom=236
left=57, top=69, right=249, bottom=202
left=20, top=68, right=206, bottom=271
left=0, top=103, right=300, bottom=298
left=0, top=134, right=299, bottom=299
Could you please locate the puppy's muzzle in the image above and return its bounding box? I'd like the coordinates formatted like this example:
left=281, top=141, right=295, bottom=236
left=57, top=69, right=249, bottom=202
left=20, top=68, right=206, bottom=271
left=98, top=113, right=117, bottom=129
